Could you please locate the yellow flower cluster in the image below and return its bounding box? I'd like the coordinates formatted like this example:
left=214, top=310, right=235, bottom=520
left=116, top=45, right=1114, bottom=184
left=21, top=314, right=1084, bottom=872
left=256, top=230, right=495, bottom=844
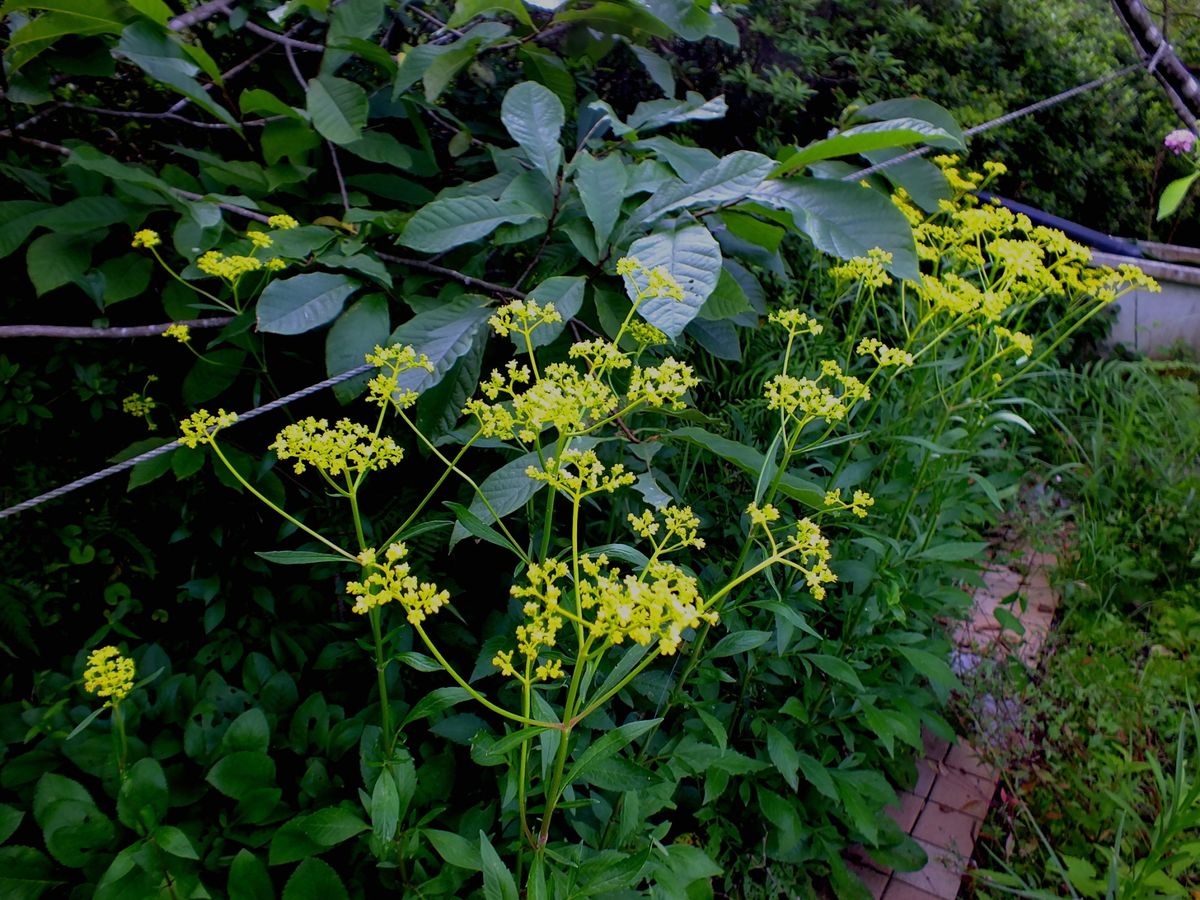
left=526, top=449, right=636, bottom=498
left=788, top=518, right=837, bottom=600
left=494, top=559, right=569, bottom=682
left=768, top=308, right=824, bottom=337
left=901, top=162, right=1160, bottom=323
left=462, top=302, right=698, bottom=443
left=197, top=250, right=266, bottom=281
left=580, top=556, right=718, bottom=655
left=829, top=248, right=894, bottom=288
left=627, top=320, right=668, bottom=347
left=131, top=229, right=161, bottom=249
left=269, top=417, right=404, bottom=477
left=627, top=505, right=706, bottom=551
left=764, top=360, right=870, bottom=425
left=162, top=323, right=191, bottom=344
left=994, top=326, right=1033, bottom=357
left=345, top=542, right=449, bottom=621
left=746, top=502, right=781, bottom=528
left=268, top=214, right=300, bottom=230
left=365, top=344, right=434, bottom=411
left=83, top=646, right=135, bottom=704
left=123, top=393, right=155, bottom=417
left=616, top=257, right=686, bottom=302
left=824, top=487, right=875, bottom=518
left=856, top=337, right=914, bottom=368
left=248, top=231, right=273, bottom=249
left=488, top=298, right=561, bottom=338
left=178, top=409, right=237, bottom=447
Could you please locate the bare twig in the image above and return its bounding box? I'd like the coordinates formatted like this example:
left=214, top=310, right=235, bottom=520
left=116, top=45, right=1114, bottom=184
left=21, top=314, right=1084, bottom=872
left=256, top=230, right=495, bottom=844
left=284, top=41, right=307, bottom=89
left=377, top=252, right=527, bottom=297
left=328, top=142, right=351, bottom=215
left=0, top=317, right=235, bottom=340
left=168, top=0, right=236, bottom=32
left=243, top=21, right=325, bottom=53
left=57, top=103, right=283, bottom=129
left=409, top=5, right=465, bottom=38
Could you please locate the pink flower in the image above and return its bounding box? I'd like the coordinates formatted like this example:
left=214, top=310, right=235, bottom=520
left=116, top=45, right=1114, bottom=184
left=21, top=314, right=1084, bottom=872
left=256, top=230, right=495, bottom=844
left=1164, top=129, right=1196, bottom=155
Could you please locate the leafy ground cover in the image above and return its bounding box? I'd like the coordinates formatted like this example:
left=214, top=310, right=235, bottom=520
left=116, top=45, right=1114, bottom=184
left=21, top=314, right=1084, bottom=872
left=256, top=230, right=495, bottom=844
left=964, top=359, right=1200, bottom=896
left=0, top=1, right=1180, bottom=897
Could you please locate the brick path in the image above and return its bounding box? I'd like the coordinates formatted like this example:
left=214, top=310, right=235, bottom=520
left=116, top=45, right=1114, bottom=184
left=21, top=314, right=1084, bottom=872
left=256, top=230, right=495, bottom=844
left=847, top=546, right=1060, bottom=899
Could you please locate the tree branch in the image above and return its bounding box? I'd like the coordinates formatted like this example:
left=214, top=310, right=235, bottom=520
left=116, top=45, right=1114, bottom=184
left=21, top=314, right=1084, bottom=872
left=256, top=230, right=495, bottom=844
left=168, top=0, right=237, bottom=32
left=1111, top=0, right=1200, bottom=127
left=243, top=20, right=325, bottom=53
left=376, top=252, right=527, bottom=297
left=0, top=317, right=235, bottom=340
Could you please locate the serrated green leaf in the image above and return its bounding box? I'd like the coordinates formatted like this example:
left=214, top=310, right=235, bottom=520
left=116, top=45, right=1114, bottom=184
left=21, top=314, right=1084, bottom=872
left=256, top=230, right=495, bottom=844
left=628, top=150, right=773, bottom=229
left=255, top=550, right=349, bottom=566
left=281, top=858, right=348, bottom=900
left=562, top=718, right=660, bottom=790
left=804, top=653, right=864, bottom=690
left=228, top=849, right=273, bottom=900
left=479, top=831, right=519, bottom=900
left=402, top=687, right=472, bottom=728
left=115, top=21, right=238, bottom=127
left=153, top=825, right=198, bottom=859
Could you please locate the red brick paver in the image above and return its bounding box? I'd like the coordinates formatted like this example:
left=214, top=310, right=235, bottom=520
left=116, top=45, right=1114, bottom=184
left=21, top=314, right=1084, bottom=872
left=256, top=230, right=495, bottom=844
left=844, top=542, right=1060, bottom=897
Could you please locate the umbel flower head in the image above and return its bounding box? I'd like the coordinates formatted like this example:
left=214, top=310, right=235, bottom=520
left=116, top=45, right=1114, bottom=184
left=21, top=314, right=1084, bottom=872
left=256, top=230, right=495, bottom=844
left=345, top=542, right=450, bottom=621
left=179, top=409, right=237, bottom=447
left=270, top=417, right=404, bottom=478
left=83, top=646, right=135, bottom=704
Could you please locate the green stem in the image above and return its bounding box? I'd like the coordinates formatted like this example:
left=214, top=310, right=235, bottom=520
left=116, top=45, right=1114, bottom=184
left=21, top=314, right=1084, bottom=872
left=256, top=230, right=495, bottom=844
left=370, top=607, right=394, bottom=752
left=412, top=622, right=558, bottom=729
left=207, top=441, right=357, bottom=561
left=398, top=412, right=530, bottom=564
left=112, top=701, right=128, bottom=781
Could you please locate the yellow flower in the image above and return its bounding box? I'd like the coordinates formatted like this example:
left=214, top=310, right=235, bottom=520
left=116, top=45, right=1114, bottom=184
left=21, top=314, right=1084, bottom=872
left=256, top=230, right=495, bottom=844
left=83, top=646, right=135, bottom=704
left=768, top=308, right=824, bottom=336
left=265, top=258, right=287, bottom=272
left=196, top=251, right=262, bottom=282
left=828, top=248, right=894, bottom=288
left=179, top=409, right=237, bottom=448
left=270, top=417, right=404, bottom=477
left=365, top=344, right=434, bottom=411
left=488, top=299, right=561, bottom=338
left=123, top=393, right=156, bottom=423
left=747, top=502, right=781, bottom=528
left=268, top=214, right=300, bottom=230
left=626, top=358, right=699, bottom=410
left=526, top=449, right=635, bottom=498
left=850, top=490, right=875, bottom=518
left=162, top=323, right=191, bottom=344
left=856, top=337, right=914, bottom=368
left=132, top=229, right=161, bottom=249
left=345, top=542, right=450, bottom=620
left=248, top=231, right=273, bottom=249
left=617, top=256, right=685, bottom=302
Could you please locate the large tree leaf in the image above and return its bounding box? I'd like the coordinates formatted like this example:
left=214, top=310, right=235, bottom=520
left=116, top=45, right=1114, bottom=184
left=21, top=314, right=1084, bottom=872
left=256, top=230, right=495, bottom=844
left=321, top=0, right=386, bottom=75
left=326, top=293, right=391, bottom=402
left=386, top=294, right=494, bottom=396
left=115, top=21, right=238, bottom=127
left=257, top=272, right=360, bottom=335
left=449, top=0, right=533, bottom=29
left=627, top=150, right=773, bottom=229
left=501, top=81, right=565, bottom=185
left=4, top=0, right=130, bottom=72
left=851, top=98, right=966, bottom=147
left=626, top=92, right=726, bottom=132
left=773, top=118, right=962, bottom=177
left=749, top=178, right=918, bottom=281
left=306, top=76, right=368, bottom=145
left=573, top=152, right=627, bottom=250
left=624, top=222, right=721, bottom=339
left=399, top=196, right=541, bottom=253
